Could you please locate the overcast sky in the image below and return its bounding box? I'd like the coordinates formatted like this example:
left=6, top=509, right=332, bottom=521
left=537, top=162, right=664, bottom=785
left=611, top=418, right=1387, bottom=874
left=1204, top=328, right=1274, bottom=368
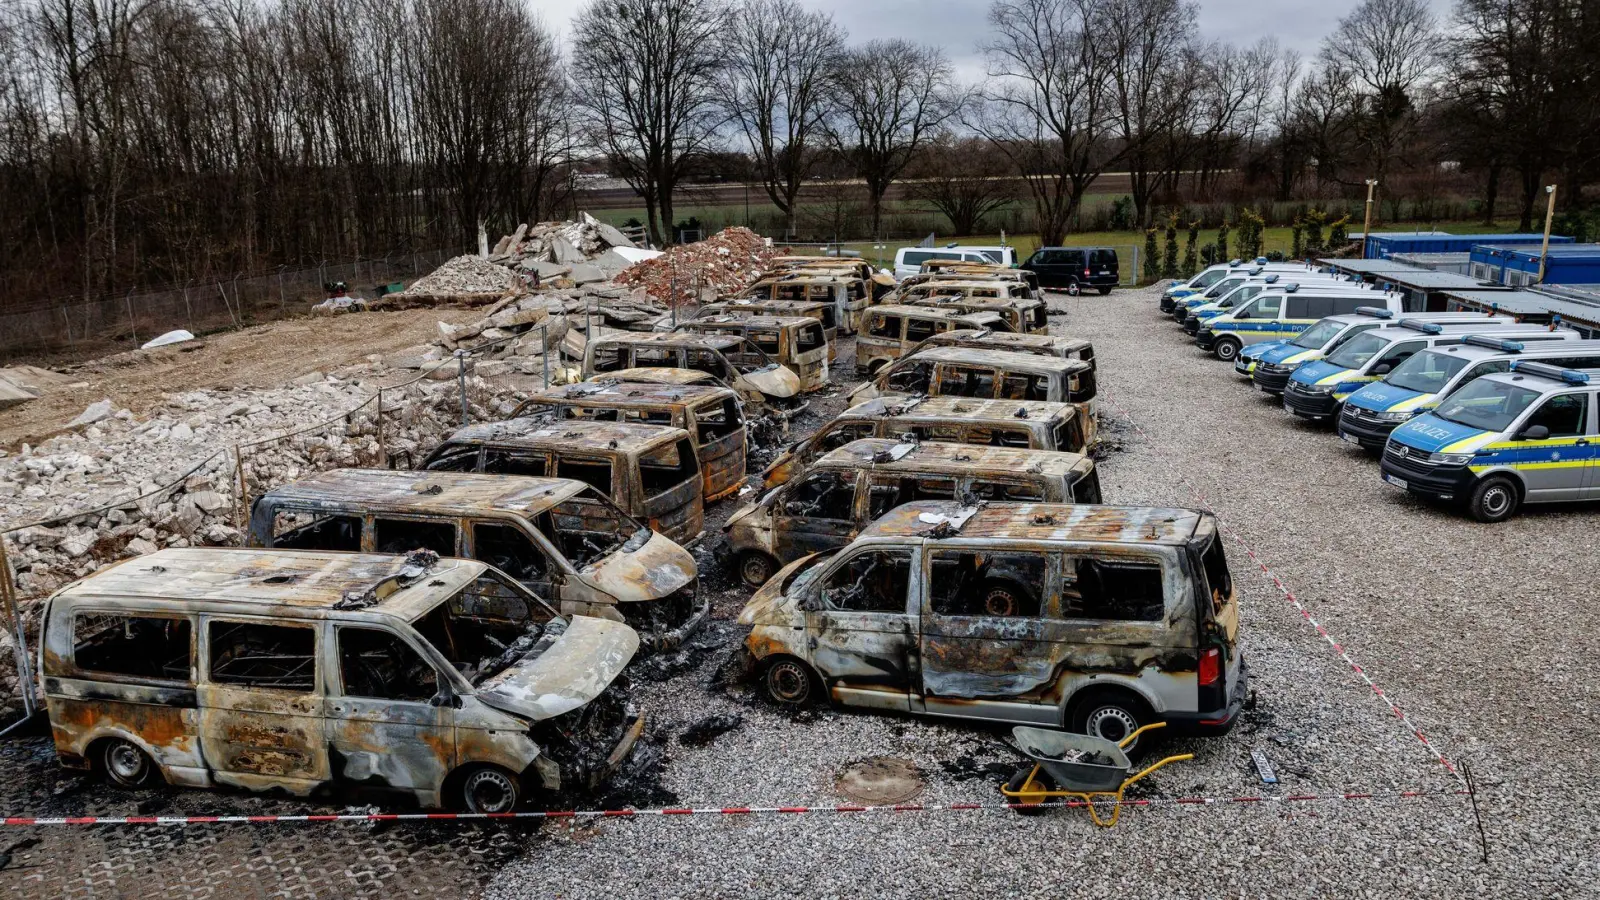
left=528, top=0, right=1457, bottom=81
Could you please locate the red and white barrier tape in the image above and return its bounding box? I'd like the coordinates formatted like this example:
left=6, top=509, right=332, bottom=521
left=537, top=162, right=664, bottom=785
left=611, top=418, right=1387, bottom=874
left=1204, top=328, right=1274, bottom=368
left=1106, top=403, right=1462, bottom=783
left=0, top=789, right=1468, bottom=827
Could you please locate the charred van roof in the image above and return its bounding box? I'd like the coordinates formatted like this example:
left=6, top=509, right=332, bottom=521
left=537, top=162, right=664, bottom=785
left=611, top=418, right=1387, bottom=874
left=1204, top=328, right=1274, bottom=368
left=857, top=500, right=1206, bottom=545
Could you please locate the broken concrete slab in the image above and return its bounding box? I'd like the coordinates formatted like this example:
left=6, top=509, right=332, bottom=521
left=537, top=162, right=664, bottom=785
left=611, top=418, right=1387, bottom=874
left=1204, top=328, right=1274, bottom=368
left=67, top=399, right=115, bottom=430
left=567, top=263, right=605, bottom=285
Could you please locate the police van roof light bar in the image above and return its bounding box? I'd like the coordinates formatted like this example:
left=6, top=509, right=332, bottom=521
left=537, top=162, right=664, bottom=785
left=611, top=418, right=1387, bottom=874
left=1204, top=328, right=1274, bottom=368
left=1355, top=306, right=1395, bottom=318
left=1510, top=360, right=1591, bottom=384
left=1464, top=335, right=1525, bottom=352
left=1398, top=319, right=1443, bottom=333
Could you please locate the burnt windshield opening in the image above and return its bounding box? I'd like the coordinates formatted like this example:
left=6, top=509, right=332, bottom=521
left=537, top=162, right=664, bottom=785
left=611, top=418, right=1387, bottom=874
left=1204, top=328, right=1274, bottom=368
left=532, top=485, right=648, bottom=567
left=411, top=570, right=560, bottom=685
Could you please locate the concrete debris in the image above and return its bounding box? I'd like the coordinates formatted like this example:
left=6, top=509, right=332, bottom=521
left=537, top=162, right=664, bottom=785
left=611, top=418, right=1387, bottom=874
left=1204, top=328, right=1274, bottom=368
left=312, top=295, right=370, bottom=315
left=1, top=366, right=77, bottom=410
left=390, top=254, right=525, bottom=307
left=616, top=227, right=773, bottom=305
left=66, top=399, right=117, bottom=430
left=140, top=330, right=195, bottom=350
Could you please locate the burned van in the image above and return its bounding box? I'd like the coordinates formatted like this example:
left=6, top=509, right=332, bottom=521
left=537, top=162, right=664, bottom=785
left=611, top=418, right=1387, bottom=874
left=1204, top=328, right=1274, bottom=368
left=903, top=293, right=1050, bottom=335
left=738, top=502, right=1246, bottom=750
left=911, top=328, right=1097, bottom=372
left=760, top=396, right=1090, bottom=488
left=847, top=346, right=1099, bottom=444
left=584, top=332, right=805, bottom=420
left=674, top=316, right=831, bottom=392
left=421, top=419, right=704, bottom=546
left=698, top=298, right=840, bottom=358
left=511, top=382, right=747, bottom=502
left=41, top=548, right=642, bottom=811
left=856, top=305, right=1011, bottom=376
left=745, top=273, right=873, bottom=334
left=249, top=468, right=704, bottom=647
left=725, top=438, right=1100, bottom=586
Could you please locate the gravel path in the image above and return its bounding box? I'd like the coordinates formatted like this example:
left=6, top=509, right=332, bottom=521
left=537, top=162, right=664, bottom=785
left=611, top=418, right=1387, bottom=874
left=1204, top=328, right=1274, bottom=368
left=482, top=284, right=1599, bottom=898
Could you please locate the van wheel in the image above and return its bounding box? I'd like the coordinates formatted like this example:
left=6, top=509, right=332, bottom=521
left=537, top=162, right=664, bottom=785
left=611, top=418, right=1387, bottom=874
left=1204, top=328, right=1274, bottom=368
left=1468, top=475, right=1520, bottom=523
left=100, top=738, right=155, bottom=788
left=458, top=765, right=521, bottom=814
left=763, top=656, right=818, bottom=707
left=1213, top=337, right=1242, bottom=362
left=738, top=551, right=780, bottom=588
left=1070, top=691, right=1154, bottom=758
left=1005, top=766, right=1057, bottom=816
left=1097, top=286, right=1113, bottom=296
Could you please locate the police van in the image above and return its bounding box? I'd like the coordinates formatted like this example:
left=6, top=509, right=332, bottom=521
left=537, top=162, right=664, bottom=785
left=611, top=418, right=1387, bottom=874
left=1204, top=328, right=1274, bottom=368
left=1337, top=335, right=1599, bottom=450
left=1160, top=259, right=1314, bottom=310
left=1247, top=310, right=1516, bottom=392
left=1184, top=277, right=1371, bottom=334
left=1380, top=362, right=1600, bottom=522
left=1282, top=320, right=1573, bottom=422
left=1196, top=288, right=1406, bottom=362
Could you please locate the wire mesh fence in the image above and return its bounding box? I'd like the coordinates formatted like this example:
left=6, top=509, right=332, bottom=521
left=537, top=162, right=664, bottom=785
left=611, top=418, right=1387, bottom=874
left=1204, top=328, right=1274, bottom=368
left=0, top=249, right=464, bottom=364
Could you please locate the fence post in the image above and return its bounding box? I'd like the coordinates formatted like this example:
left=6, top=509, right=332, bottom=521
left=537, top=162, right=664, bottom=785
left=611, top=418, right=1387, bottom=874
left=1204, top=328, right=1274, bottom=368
left=124, top=289, right=139, bottom=347
left=376, top=387, right=387, bottom=467
left=540, top=323, right=549, bottom=389
left=456, top=350, right=469, bottom=426
left=278, top=268, right=286, bottom=316
left=0, top=536, right=36, bottom=719
left=183, top=280, right=194, bottom=331
left=234, top=444, right=249, bottom=534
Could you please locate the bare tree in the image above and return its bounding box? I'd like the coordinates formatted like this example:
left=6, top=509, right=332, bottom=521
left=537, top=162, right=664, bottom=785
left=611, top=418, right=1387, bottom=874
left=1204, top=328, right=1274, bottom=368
left=908, top=133, right=1015, bottom=236
left=974, top=0, right=1114, bottom=246
left=1320, top=0, right=1437, bottom=196
left=825, top=39, right=956, bottom=240
left=571, top=0, right=726, bottom=245
left=720, top=0, right=842, bottom=238
left=1102, top=0, right=1198, bottom=228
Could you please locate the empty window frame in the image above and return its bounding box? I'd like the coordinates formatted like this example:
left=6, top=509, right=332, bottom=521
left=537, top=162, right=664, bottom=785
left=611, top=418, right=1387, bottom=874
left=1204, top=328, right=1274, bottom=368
left=929, top=550, right=1048, bottom=618
left=337, top=626, right=437, bottom=702
left=1061, top=558, right=1166, bottom=622
left=472, top=522, right=549, bottom=581
left=821, top=550, right=912, bottom=614
left=374, top=518, right=457, bottom=556
left=73, top=613, right=192, bottom=681
left=639, top=439, right=698, bottom=495
left=208, top=621, right=317, bottom=691
left=553, top=457, right=614, bottom=496
left=270, top=510, right=361, bottom=551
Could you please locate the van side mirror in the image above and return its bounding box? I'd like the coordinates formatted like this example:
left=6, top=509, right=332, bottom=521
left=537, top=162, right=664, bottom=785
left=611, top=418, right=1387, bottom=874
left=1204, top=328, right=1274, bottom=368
left=430, top=691, right=463, bottom=709
left=1519, top=424, right=1550, bottom=441
left=1372, top=363, right=1392, bottom=375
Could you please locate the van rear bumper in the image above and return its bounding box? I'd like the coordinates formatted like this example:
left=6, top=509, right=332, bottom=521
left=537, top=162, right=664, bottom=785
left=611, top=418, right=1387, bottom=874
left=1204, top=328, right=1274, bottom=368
left=1164, top=658, right=1249, bottom=737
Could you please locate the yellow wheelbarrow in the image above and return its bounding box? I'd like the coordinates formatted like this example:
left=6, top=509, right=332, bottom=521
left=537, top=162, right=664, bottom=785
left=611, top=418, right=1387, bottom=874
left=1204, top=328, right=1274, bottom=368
left=999, top=722, right=1192, bottom=827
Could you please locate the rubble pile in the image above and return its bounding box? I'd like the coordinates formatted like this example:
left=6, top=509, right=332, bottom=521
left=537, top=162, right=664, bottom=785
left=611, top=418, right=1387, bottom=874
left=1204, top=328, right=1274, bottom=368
left=388, top=254, right=526, bottom=308
left=0, top=371, right=516, bottom=603
left=616, top=227, right=773, bottom=305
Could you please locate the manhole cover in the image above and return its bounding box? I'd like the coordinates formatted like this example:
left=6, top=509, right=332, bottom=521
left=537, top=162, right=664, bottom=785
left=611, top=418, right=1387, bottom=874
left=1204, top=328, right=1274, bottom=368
left=835, top=756, right=923, bottom=804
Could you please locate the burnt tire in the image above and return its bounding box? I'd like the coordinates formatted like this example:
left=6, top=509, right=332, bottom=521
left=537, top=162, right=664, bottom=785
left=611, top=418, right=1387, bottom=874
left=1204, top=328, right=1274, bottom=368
left=981, top=580, right=1029, bottom=617
left=763, top=656, right=818, bottom=708
left=99, top=738, right=155, bottom=788
left=1005, top=767, right=1057, bottom=816
left=1213, top=336, right=1242, bottom=362
left=1070, top=691, right=1155, bottom=758
left=457, top=765, right=521, bottom=814
left=1468, top=475, right=1520, bottom=523
left=738, top=551, right=780, bottom=588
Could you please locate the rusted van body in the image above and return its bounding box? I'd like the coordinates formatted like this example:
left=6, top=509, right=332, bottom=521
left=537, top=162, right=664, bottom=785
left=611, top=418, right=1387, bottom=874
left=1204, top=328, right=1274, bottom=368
left=249, top=468, right=705, bottom=647
left=583, top=332, right=806, bottom=420
left=760, top=396, right=1090, bottom=488
left=674, top=315, right=831, bottom=392
left=698, top=298, right=839, bottom=359
left=725, top=438, right=1100, bottom=586
left=902, top=292, right=1050, bottom=335
left=855, top=305, right=1011, bottom=376
left=744, top=273, right=873, bottom=334
left=737, top=502, right=1247, bottom=749
left=910, top=328, right=1097, bottom=371
left=902, top=268, right=1042, bottom=298
left=847, top=347, right=1099, bottom=444
left=420, top=419, right=705, bottom=547
left=41, top=548, right=642, bottom=811
left=511, top=382, right=747, bottom=502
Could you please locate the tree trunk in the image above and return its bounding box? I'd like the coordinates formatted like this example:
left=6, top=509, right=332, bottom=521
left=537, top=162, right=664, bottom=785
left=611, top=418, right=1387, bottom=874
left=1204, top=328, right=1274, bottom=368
left=1482, top=163, right=1500, bottom=226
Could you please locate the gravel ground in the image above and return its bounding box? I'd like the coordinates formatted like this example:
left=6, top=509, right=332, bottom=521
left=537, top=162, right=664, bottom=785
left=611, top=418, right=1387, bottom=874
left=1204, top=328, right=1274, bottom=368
left=481, top=283, right=1599, bottom=898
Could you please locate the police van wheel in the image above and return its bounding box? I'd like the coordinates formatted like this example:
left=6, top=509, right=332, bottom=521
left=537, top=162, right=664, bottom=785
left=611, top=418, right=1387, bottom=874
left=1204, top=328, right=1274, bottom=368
left=99, top=738, right=155, bottom=788
left=738, top=551, right=779, bottom=588
left=1468, top=476, right=1520, bottom=523
left=1213, top=337, right=1242, bottom=362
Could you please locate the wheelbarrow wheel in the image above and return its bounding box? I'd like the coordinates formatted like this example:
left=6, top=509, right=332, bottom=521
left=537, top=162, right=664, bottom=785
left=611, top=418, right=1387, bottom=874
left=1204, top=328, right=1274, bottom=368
left=1004, top=767, right=1057, bottom=816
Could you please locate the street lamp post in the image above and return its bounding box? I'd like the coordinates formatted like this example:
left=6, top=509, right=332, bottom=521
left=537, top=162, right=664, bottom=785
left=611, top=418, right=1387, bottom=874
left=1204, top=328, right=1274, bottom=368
left=1362, top=179, right=1379, bottom=259
left=1537, top=184, right=1558, bottom=284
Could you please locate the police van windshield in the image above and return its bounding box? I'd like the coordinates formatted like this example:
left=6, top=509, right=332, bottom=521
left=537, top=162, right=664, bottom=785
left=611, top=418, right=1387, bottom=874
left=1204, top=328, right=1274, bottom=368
left=1190, top=269, right=1227, bottom=288
left=1387, top=350, right=1471, bottom=394
left=1291, top=319, right=1344, bottom=349
left=1431, top=378, right=1542, bottom=432
left=1326, top=332, right=1389, bottom=369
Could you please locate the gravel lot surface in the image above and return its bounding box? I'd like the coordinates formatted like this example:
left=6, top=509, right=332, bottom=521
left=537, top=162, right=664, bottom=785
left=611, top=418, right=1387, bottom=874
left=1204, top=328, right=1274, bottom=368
left=478, top=284, right=1599, bottom=898
left=2, top=284, right=1595, bottom=898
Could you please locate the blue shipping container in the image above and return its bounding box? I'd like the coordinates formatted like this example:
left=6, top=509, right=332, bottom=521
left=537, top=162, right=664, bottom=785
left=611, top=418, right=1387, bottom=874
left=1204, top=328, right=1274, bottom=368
left=1469, top=242, right=1600, bottom=286
left=1364, top=232, right=1571, bottom=259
